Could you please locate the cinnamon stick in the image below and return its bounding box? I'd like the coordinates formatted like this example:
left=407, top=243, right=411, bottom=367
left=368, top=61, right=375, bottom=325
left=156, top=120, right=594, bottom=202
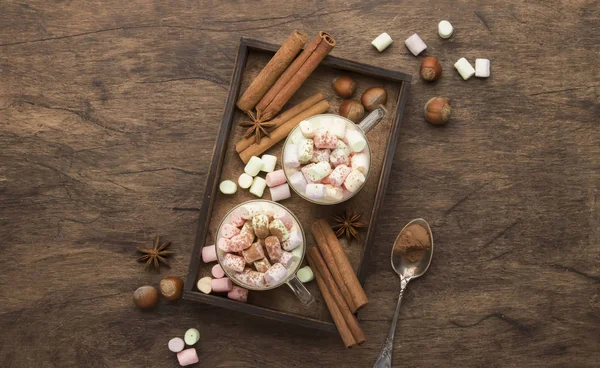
left=317, top=219, right=368, bottom=310
left=307, top=252, right=357, bottom=348
left=256, top=32, right=336, bottom=119
left=239, top=99, right=329, bottom=163
left=236, top=30, right=309, bottom=113
left=311, top=221, right=358, bottom=313
left=308, top=247, right=365, bottom=345
left=235, top=92, right=324, bottom=153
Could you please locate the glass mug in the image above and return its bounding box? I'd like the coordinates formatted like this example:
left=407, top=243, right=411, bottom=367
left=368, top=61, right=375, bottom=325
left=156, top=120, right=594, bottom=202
left=282, top=106, right=387, bottom=205
left=216, top=200, right=314, bottom=305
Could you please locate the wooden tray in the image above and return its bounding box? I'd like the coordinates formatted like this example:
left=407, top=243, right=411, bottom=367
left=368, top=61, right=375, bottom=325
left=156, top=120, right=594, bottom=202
left=184, top=37, right=411, bottom=332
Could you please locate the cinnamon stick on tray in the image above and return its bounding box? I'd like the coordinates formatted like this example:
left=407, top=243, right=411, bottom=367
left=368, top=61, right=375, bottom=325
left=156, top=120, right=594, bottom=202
left=307, top=252, right=357, bottom=348
left=311, top=221, right=358, bottom=312
left=235, top=92, right=325, bottom=153
left=256, top=32, right=336, bottom=120
left=317, top=219, right=369, bottom=310
left=308, top=247, right=366, bottom=345
left=236, top=30, right=309, bottom=113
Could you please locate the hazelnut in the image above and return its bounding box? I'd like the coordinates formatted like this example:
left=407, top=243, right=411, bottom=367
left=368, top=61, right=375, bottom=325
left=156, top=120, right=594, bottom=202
left=133, top=285, right=159, bottom=309
left=361, top=87, right=387, bottom=111
left=424, top=97, right=451, bottom=125
left=338, top=100, right=365, bottom=123
left=332, top=76, right=356, bottom=98
left=420, top=56, right=442, bottom=82
left=159, top=276, right=184, bottom=301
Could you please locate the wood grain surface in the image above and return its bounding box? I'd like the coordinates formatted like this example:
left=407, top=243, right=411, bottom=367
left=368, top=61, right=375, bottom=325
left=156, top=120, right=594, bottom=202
left=1, top=1, right=598, bottom=367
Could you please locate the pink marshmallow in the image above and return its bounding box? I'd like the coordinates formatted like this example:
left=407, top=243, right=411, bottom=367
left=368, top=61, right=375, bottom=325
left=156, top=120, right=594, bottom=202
left=168, top=337, right=185, bottom=353
left=221, top=223, right=241, bottom=239
left=227, top=286, right=248, bottom=302
left=274, top=209, right=294, bottom=230
left=264, top=263, right=288, bottom=286
left=229, top=233, right=253, bottom=252
left=314, top=130, right=338, bottom=149
left=229, top=209, right=245, bottom=227
left=217, top=237, right=232, bottom=252
left=236, top=270, right=266, bottom=288
left=310, top=149, right=330, bottom=163
left=212, top=264, right=225, bottom=278
left=266, top=169, right=287, bottom=188
left=328, top=164, right=352, bottom=187
left=301, top=163, right=316, bottom=183
left=279, top=251, right=294, bottom=268
left=222, top=253, right=245, bottom=272
left=201, top=245, right=217, bottom=263
left=177, top=348, right=199, bottom=367
left=211, top=277, right=233, bottom=292
left=330, top=148, right=350, bottom=167
left=269, top=183, right=291, bottom=202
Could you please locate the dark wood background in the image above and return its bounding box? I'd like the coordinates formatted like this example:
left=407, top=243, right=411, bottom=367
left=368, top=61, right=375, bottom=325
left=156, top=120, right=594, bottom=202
left=1, top=1, right=598, bottom=367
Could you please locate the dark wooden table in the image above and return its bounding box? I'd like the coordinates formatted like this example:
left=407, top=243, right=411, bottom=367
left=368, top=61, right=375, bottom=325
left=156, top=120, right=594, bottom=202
left=1, top=1, right=598, bottom=367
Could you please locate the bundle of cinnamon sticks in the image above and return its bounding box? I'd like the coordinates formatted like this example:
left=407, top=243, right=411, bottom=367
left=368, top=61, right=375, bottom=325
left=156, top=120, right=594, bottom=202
left=308, top=219, right=369, bottom=348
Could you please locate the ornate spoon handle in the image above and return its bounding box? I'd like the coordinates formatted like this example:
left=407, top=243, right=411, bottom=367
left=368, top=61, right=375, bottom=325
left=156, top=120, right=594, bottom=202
left=373, top=279, right=408, bottom=368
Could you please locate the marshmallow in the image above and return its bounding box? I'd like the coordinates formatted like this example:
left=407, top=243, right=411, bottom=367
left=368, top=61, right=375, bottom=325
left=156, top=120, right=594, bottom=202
left=222, top=253, right=245, bottom=272
left=351, top=153, right=369, bottom=174
left=291, top=246, right=303, bottom=259
left=298, top=139, right=314, bottom=164
left=266, top=169, right=287, bottom=187
left=324, top=184, right=344, bottom=201
left=184, top=328, right=200, bottom=345
left=284, top=143, right=300, bottom=168
left=299, top=119, right=319, bottom=138
left=279, top=251, right=294, bottom=268
left=329, top=118, right=347, bottom=139
left=239, top=204, right=260, bottom=219
left=328, top=164, right=352, bottom=187
left=177, top=348, right=199, bottom=367
left=314, top=130, right=338, bottom=149
left=211, top=277, right=233, bottom=293
left=265, top=235, right=283, bottom=260
left=254, top=258, right=271, bottom=273
left=438, top=20, right=454, bottom=39
left=310, top=149, right=330, bottom=163
left=475, top=58, right=490, bottom=78
left=297, top=266, right=314, bottom=283
left=168, top=337, right=185, bottom=353
left=274, top=209, right=294, bottom=230
left=269, top=183, right=291, bottom=202
left=282, top=230, right=302, bottom=251
left=260, top=154, right=277, bottom=173
left=221, top=223, right=241, bottom=239
left=219, top=180, right=237, bottom=195
left=344, top=169, right=366, bottom=193
left=227, top=286, right=248, bottom=302
left=244, top=156, right=264, bottom=176
left=229, top=209, right=245, bottom=227
left=240, top=221, right=254, bottom=237
left=289, top=171, right=308, bottom=193
left=345, top=129, right=367, bottom=152
left=236, top=269, right=266, bottom=288
left=305, top=183, right=325, bottom=199
left=454, top=57, right=475, bottom=80
left=238, top=173, right=254, bottom=189
left=405, top=33, right=427, bottom=56
left=330, top=148, right=350, bottom=167
left=249, top=176, right=267, bottom=198
left=318, top=116, right=333, bottom=131
left=336, top=140, right=351, bottom=156
left=264, top=263, right=288, bottom=286
left=305, top=161, right=332, bottom=182
left=269, top=219, right=290, bottom=242
left=372, top=32, right=393, bottom=52
left=212, top=264, right=225, bottom=278
left=252, top=213, right=270, bottom=238
left=196, top=277, right=212, bottom=294
left=201, top=245, right=217, bottom=263
left=229, top=232, right=253, bottom=251
left=242, top=241, right=265, bottom=263
left=217, top=238, right=232, bottom=252
left=301, top=163, right=316, bottom=183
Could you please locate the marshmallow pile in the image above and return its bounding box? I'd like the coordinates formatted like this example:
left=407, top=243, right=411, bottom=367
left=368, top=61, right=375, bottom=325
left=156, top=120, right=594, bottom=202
left=283, top=116, right=370, bottom=203
left=216, top=202, right=303, bottom=289
left=167, top=328, right=201, bottom=366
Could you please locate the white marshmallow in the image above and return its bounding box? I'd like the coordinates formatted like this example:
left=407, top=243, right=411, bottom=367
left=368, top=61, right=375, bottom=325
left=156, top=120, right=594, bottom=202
left=310, top=149, right=330, bottom=163
left=279, top=251, right=294, bottom=268
left=405, top=33, right=427, bottom=56
left=324, top=185, right=344, bottom=201
left=475, top=58, right=490, bottom=78
left=239, top=203, right=260, bottom=219
left=238, top=173, right=253, bottom=189
left=298, top=139, right=314, bottom=164
left=330, top=148, right=350, bottom=167
left=291, top=246, right=303, bottom=259
left=345, top=129, right=367, bottom=152
left=289, top=171, right=308, bottom=193
left=249, top=176, right=267, bottom=198
left=351, top=153, right=369, bottom=174
left=318, top=116, right=333, bottom=131
left=260, top=154, right=277, bottom=172
left=344, top=169, right=366, bottom=193
left=299, top=119, right=319, bottom=138
left=328, top=164, right=352, bottom=187
left=454, top=58, right=475, bottom=80
left=283, top=231, right=303, bottom=251
left=244, top=156, right=264, bottom=176
left=329, top=118, right=347, bottom=139
left=222, top=253, right=245, bottom=273
left=236, top=270, right=266, bottom=288
left=284, top=143, right=300, bottom=168
left=336, top=140, right=350, bottom=156
left=305, top=183, right=325, bottom=199
left=438, top=20, right=454, bottom=39
left=264, top=263, right=288, bottom=286
left=306, top=161, right=332, bottom=182
left=274, top=209, right=294, bottom=230
left=269, top=183, right=291, bottom=202
left=372, top=32, right=393, bottom=52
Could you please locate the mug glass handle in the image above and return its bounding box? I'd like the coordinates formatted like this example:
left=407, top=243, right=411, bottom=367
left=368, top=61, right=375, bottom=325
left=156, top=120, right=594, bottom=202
left=358, top=105, right=387, bottom=134
left=286, top=276, right=314, bottom=305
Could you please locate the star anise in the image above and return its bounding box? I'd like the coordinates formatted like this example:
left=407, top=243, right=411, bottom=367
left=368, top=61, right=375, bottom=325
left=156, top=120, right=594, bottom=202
left=332, top=207, right=367, bottom=241
left=137, top=235, right=174, bottom=273
left=239, top=110, right=276, bottom=144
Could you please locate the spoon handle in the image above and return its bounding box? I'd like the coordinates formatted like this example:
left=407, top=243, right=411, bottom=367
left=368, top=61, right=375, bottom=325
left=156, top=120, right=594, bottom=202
left=373, top=280, right=407, bottom=368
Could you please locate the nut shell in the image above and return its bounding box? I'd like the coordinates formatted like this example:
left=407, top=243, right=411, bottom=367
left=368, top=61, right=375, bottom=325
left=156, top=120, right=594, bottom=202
left=361, top=87, right=387, bottom=111
left=159, top=276, right=184, bottom=301
left=133, top=285, right=159, bottom=309
left=424, top=97, right=451, bottom=125
left=420, top=56, right=442, bottom=82
left=332, top=76, right=356, bottom=98
left=338, top=100, right=365, bottom=123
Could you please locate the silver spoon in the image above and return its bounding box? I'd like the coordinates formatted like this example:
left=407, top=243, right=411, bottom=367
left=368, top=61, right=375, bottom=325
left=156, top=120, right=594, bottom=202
left=373, top=218, right=434, bottom=368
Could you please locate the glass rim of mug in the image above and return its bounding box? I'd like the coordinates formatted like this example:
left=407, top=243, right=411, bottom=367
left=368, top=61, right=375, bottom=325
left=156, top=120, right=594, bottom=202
left=215, top=199, right=306, bottom=291
left=281, top=113, right=372, bottom=206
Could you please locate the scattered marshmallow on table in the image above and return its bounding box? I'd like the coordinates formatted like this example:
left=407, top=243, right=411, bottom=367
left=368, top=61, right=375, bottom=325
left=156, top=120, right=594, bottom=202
left=211, top=277, right=233, bottom=293
left=244, top=156, right=264, bottom=176
left=168, top=337, right=185, bottom=353
left=297, top=266, right=314, bottom=283
left=269, top=183, right=291, bottom=202
left=265, top=263, right=288, bottom=286
left=219, top=180, right=237, bottom=195
left=260, top=154, right=277, bottom=173
left=196, top=276, right=212, bottom=294
left=405, top=33, right=427, bottom=56
left=345, top=129, right=367, bottom=152
left=475, top=58, right=490, bottom=78
left=372, top=32, right=393, bottom=52
left=222, top=253, right=245, bottom=272
left=289, top=171, right=307, bottom=193
left=211, top=264, right=225, bottom=279
left=177, top=348, right=199, bottom=367
left=344, top=169, right=366, bottom=193
left=238, top=173, right=253, bottom=189
left=306, top=183, right=325, bottom=200
left=266, top=169, right=286, bottom=187
left=454, top=57, right=475, bottom=80
left=283, top=144, right=300, bottom=168
left=438, top=20, right=454, bottom=39
left=298, top=139, right=314, bottom=164
left=184, top=328, right=200, bottom=345
left=201, top=245, right=217, bottom=263
left=227, top=286, right=248, bottom=302
left=282, top=230, right=302, bottom=251
left=249, top=176, right=267, bottom=197
left=351, top=153, right=369, bottom=174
